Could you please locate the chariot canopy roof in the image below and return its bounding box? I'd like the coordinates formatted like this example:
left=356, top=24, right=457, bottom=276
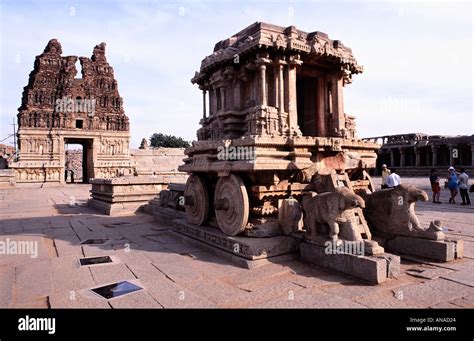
left=192, top=21, right=363, bottom=84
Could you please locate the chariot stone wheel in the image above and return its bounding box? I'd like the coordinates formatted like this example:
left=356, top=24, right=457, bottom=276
left=184, top=174, right=209, bottom=225
left=214, top=174, right=249, bottom=236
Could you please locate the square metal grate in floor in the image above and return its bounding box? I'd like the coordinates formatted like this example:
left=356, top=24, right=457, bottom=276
left=91, top=280, right=143, bottom=300
left=79, top=256, right=113, bottom=267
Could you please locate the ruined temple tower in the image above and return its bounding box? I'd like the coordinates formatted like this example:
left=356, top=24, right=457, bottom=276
left=12, top=39, right=133, bottom=184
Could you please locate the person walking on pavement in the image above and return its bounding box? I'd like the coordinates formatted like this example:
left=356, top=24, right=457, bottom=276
left=458, top=168, right=471, bottom=206
left=430, top=169, right=441, bottom=204
left=447, top=166, right=459, bottom=204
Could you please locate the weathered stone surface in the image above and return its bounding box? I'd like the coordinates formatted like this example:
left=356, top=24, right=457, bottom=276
left=302, top=187, right=366, bottom=242
left=54, top=235, right=83, bottom=257
left=50, top=255, right=96, bottom=293
left=89, top=176, right=163, bottom=216
left=242, top=217, right=281, bottom=238
left=405, top=265, right=455, bottom=280
left=140, top=276, right=216, bottom=308
left=89, top=263, right=135, bottom=285
left=1, top=180, right=473, bottom=308
left=252, top=288, right=366, bottom=308
left=353, top=289, right=422, bottom=308
left=440, top=265, right=474, bottom=287
left=449, top=294, right=474, bottom=308
left=0, top=265, right=15, bottom=307
left=108, top=291, right=163, bottom=309
left=385, top=236, right=463, bottom=262
left=49, top=290, right=110, bottom=308
left=299, top=242, right=400, bottom=284
left=130, top=148, right=187, bottom=177
left=394, top=278, right=474, bottom=307
left=14, top=259, right=52, bottom=304
left=365, top=184, right=444, bottom=240
left=172, top=219, right=298, bottom=261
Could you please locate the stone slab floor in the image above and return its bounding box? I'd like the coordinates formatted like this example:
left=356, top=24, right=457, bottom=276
left=0, top=178, right=473, bottom=308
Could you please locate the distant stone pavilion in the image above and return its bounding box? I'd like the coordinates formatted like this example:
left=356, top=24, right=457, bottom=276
left=12, top=39, right=133, bottom=184
left=364, top=133, right=474, bottom=175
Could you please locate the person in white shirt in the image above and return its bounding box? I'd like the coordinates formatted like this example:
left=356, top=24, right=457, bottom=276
left=381, top=164, right=391, bottom=189
left=458, top=168, right=471, bottom=205
left=385, top=169, right=401, bottom=188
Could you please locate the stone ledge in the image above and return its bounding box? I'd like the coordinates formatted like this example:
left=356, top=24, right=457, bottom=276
left=299, top=242, right=400, bottom=284
left=166, top=230, right=296, bottom=269
left=383, top=236, right=464, bottom=262
left=171, top=218, right=299, bottom=261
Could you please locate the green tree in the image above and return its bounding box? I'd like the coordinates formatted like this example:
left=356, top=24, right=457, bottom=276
left=149, top=133, right=191, bottom=148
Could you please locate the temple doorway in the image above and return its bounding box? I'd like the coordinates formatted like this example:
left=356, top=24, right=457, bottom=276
left=64, top=138, right=94, bottom=183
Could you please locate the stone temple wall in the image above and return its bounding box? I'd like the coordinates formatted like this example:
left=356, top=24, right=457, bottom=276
left=11, top=39, right=132, bottom=184
left=130, top=148, right=185, bottom=176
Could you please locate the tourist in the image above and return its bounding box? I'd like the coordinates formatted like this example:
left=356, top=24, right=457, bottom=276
left=429, top=169, right=441, bottom=204
left=446, top=167, right=459, bottom=204
left=385, top=169, right=401, bottom=188
left=381, top=164, right=391, bottom=189
left=458, top=168, right=471, bottom=206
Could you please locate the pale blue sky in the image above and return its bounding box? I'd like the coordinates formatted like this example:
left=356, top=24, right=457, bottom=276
left=1, top=0, right=472, bottom=148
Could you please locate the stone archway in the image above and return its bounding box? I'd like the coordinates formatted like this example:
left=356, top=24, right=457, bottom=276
left=64, top=138, right=94, bottom=184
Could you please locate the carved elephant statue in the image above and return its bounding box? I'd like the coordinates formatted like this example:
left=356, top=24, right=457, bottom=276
left=302, top=187, right=365, bottom=242
left=364, top=184, right=443, bottom=240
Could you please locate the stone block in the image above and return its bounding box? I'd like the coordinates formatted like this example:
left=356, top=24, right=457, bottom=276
left=385, top=236, right=463, bottom=262
left=299, top=242, right=400, bottom=284
left=172, top=219, right=299, bottom=262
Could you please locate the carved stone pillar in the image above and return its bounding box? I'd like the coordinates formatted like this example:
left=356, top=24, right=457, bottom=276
left=415, top=147, right=421, bottom=167
left=219, top=87, right=225, bottom=111
left=400, top=148, right=405, bottom=167
left=448, top=144, right=454, bottom=166
left=331, top=74, right=345, bottom=135
left=273, top=65, right=279, bottom=109
left=285, top=55, right=302, bottom=136
left=233, top=81, right=241, bottom=110
left=431, top=144, right=437, bottom=166
left=202, top=90, right=207, bottom=119
left=471, top=143, right=474, bottom=166
left=258, top=64, right=267, bottom=106
left=210, top=89, right=216, bottom=115
left=390, top=148, right=395, bottom=167
left=274, top=58, right=287, bottom=134
left=277, top=61, right=285, bottom=113
left=316, top=76, right=326, bottom=136
left=256, top=54, right=271, bottom=107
